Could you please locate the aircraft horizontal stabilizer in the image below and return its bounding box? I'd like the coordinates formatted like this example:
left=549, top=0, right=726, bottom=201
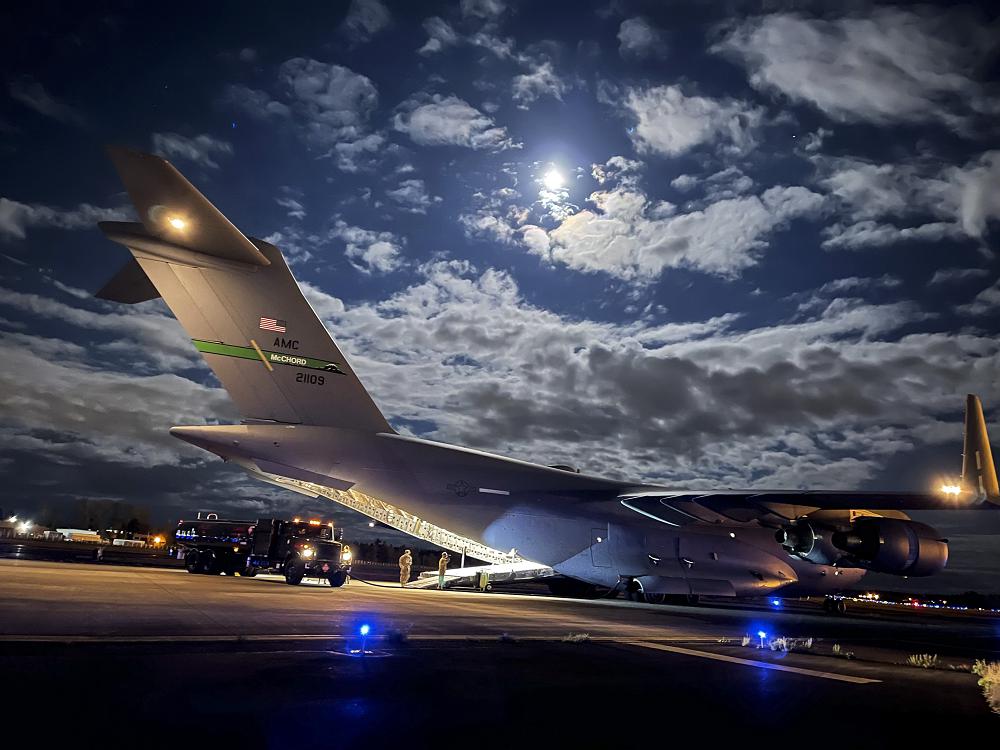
left=962, top=394, right=999, bottom=503
left=95, top=256, right=161, bottom=304
left=106, top=146, right=269, bottom=267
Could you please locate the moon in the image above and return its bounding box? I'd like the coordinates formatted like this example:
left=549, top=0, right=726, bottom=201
left=542, top=168, right=565, bottom=191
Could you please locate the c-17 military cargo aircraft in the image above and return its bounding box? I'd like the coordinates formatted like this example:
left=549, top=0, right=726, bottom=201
left=97, top=148, right=999, bottom=605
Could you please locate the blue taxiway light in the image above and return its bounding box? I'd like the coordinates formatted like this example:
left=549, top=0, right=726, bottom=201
left=360, top=624, right=371, bottom=636
left=757, top=630, right=767, bottom=639
left=771, top=598, right=781, bottom=607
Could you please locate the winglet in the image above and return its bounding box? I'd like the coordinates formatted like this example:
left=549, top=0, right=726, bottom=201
left=106, top=146, right=269, bottom=267
left=962, top=394, right=999, bottom=503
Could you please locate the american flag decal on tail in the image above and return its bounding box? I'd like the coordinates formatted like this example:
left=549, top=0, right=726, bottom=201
left=259, top=317, right=287, bottom=333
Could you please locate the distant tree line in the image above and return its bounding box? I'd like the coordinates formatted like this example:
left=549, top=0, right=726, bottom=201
left=12, top=498, right=151, bottom=534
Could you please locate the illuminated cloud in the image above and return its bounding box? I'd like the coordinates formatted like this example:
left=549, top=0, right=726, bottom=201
left=715, top=8, right=1000, bottom=132
left=929, top=268, right=990, bottom=286
left=277, top=58, right=378, bottom=144
left=393, top=94, right=519, bottom=150
left=618, top=17, right=666, bottom=59
left=541, top=184, right=824, bottom=279
left=0, top=198, right=131, bottom=240
left=957, top=281, right=1000, bottom=317
left=7, top=77, right=85, bottom=125
left=223, top=85, right=291, bottom=119
left=151, top=133, right=233, bottom=169
left=418, top=17, right=460, bottom=55
left=341, top=0, right=391, bottom=43
left=386, top=179, right=441, bottom=214
left=511, top=61, right=568, bottom=109
left=624, top=85, right=762, bottom=156
left=816, top=151, right=1000, bottom=250
left=329, top=221, right=405, bottom=274
left=461, top=0, right=506, bottom=20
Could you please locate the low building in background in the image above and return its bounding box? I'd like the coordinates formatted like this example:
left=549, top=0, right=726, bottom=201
left=57, top=528, right=104, bottom=543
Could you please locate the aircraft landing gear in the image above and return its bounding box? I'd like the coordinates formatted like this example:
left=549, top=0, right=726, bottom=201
left=823, top=597, right=847, bottom=615
left=625, top=578, right=644, bottom=602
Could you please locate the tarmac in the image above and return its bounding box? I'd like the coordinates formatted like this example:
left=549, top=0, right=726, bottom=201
left=1, top=559, right=998, bottom=746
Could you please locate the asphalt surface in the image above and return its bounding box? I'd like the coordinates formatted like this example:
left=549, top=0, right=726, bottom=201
left=1, top=559, right=998, bottom=746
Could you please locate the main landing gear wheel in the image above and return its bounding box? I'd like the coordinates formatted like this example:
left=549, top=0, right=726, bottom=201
left=242, top=566, right=258, bottom=578
left=328, top=570, right=348, bottom=588
left=625, top=579, right=645, bottom=602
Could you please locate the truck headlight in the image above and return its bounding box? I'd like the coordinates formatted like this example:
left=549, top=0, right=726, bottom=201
left=300, top=547, right=315, bottom=558
left=341, top=547, right=352, bottom=562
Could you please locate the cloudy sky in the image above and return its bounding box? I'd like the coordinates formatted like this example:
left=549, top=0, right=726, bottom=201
left=1, top=1, right=999, bottom=590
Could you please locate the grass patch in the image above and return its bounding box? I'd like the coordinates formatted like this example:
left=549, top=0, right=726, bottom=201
left=832, top=643, right=855, bottom=660
left=906, top=653, right=940, bottom=669
left=735, top=634, right=813, bottom=652
left=973, top=660, right=1000, bottom=714
left=768, top=636, right=813, bottom=652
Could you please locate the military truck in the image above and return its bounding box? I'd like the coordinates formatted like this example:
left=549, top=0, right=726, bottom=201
left=174, top=515, right=351, bottom=587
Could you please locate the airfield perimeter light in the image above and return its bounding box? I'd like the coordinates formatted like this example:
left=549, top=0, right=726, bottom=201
left=7, top=515, right=16, bottom=523
left=349, top=623, right=373, bottom=657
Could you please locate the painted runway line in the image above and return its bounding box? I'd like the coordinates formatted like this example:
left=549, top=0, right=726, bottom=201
left=628, top=640, right=881, bottom=684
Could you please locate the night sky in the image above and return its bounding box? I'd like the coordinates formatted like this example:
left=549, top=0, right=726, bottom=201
left=1, top=1, right=999, bottom=592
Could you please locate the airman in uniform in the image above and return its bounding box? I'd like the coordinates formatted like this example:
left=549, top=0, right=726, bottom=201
left=399, top=548, right=412, bottom=587
left=437, top=551, right=450, bottom=590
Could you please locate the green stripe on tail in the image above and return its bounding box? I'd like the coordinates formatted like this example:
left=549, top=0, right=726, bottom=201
left=192, top=339, right=345, bottom=374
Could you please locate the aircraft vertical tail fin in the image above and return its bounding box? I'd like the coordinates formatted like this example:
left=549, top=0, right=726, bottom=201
left=962, top=394, right=999, bottom=503
left=97, top=147, right=392, bottom=434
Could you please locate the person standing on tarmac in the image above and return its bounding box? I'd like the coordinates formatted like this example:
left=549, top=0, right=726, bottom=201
left=437, top=551, right=450, bottom=590
left=399, top=548, right=412, bottom=587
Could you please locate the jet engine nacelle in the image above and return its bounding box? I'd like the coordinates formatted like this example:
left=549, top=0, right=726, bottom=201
left=831, top=518, right=948, bottom=577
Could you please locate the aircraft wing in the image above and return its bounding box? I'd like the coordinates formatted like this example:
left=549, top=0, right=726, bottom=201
left=616, top=488, right=991, bottom=527
left=620, top=393, right=998, bottom=523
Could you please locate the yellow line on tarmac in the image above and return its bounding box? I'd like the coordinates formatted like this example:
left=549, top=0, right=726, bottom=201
left=628, top=641, right=881, bottom=684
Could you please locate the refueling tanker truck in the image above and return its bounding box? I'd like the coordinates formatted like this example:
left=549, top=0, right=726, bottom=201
left=174, top=515, right=352, bottom=587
